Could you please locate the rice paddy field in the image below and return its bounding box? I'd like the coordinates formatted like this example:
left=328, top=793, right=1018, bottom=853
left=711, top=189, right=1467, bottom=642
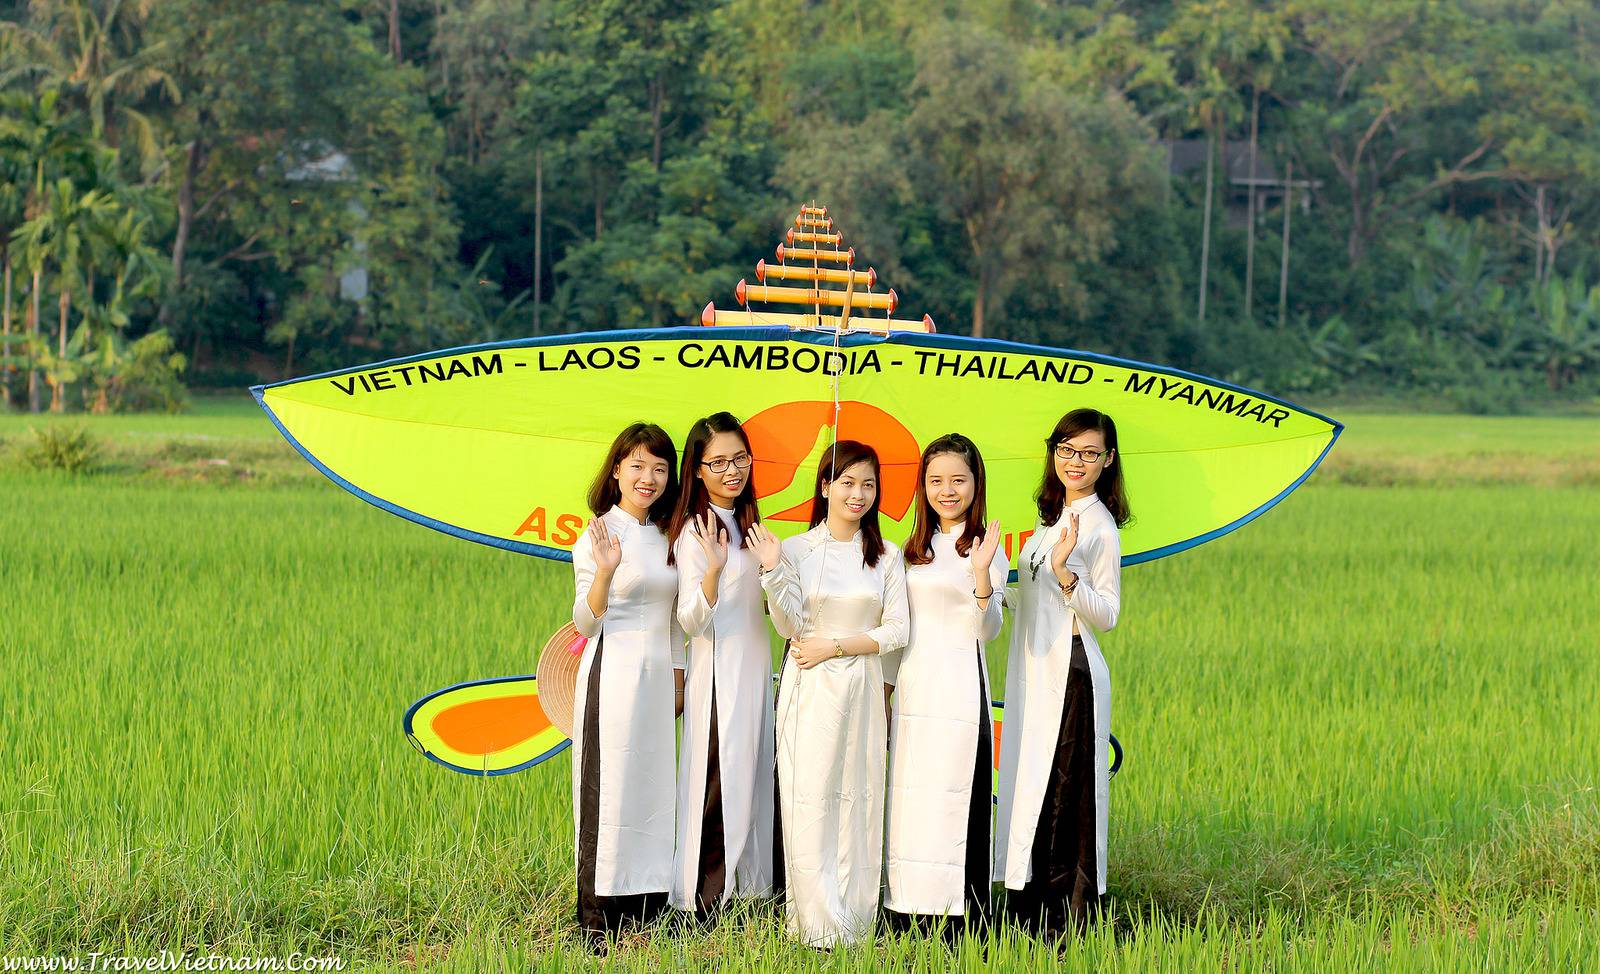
left=2, top=398, right=1598, bottom=970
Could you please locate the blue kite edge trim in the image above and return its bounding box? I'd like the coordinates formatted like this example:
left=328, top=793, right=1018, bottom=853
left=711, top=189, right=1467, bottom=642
left=413, top=738, right=573, bottom=778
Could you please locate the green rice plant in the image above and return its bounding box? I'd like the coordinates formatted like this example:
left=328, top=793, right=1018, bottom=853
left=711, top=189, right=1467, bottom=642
left=0, top=412, right=1597, bottom=969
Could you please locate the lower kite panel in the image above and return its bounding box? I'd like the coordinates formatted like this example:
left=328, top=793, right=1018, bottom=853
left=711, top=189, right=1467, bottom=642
left=403, top=674, right=570, bottom=775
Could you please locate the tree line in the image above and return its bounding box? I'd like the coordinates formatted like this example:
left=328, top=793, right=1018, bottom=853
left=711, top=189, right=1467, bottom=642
left=2, top=0, right=1597, bottom=413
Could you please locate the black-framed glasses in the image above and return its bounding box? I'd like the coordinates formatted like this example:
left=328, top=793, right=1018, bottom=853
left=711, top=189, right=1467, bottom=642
left=1053, top=446, right=1105, bottom=463
left=702, top=453, right=754, bottom=474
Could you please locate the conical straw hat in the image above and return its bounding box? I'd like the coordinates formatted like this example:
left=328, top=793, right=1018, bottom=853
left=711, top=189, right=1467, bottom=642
left=535, top=622, right=587, bottom=738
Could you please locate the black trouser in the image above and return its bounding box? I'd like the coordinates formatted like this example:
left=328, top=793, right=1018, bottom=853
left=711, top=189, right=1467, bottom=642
left=690, top=680, right=728, bottom=919
left=1004, top=636, right=1100, bottom=938
left=575, top=635, right=669, bottom=937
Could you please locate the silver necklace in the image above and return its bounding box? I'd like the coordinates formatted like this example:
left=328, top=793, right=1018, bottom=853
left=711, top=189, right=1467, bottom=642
left=1028, top=509, right=1072, bottom=580
left=1027, top=528, right=1051, bottom=581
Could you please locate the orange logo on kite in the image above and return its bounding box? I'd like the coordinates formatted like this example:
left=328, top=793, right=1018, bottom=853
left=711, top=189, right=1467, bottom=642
left=432, top=694, right=552, bottom=754
left=743, top=400, right=920, bottom=522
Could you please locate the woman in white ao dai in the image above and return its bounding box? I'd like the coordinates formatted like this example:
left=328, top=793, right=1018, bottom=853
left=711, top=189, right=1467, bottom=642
left=993, top=409, right=1129, bottom=938
left=666, top=413, right=779, bottom=916
left=569, top=423, right=685, bottom=940
left=760, top=440, right=909, bottom=947
left=885, top=434, right=1008, bottom=928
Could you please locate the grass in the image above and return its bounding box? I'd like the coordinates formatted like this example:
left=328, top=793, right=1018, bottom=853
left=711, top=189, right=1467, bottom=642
left=1314, top=412, right=1600, bottom=487
left=0, top=408, right=1597, bottom=969
left=0, top=395, right=312, bottom=484
left=0, top=393, right=275, bottom=440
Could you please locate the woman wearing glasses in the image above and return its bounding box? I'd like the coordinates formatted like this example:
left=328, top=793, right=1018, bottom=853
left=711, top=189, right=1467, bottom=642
left=666, top=412, right=781, bottom=918
left=994, top=408, right=1130, bottom=937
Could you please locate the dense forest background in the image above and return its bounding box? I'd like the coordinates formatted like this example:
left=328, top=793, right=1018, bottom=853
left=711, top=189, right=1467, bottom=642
left=2, top=0, right=1597, bottom=413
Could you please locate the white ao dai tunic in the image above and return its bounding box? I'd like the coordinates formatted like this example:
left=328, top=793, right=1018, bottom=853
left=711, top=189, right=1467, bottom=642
left=670, top=503, right=776, bottom=910
left=570, top=505, right=684, bottom=900
left=993, top=493, right=1120, bottom=895
left=885, top=526, right=1009, bottom=916
left=762, top=523, right=909, bottom=946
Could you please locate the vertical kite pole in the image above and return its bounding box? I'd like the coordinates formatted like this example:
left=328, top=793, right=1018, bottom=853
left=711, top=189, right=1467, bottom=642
left=837, top=258, right=857, bottom=332
left=834, top=208, right=855, bottom=332
left=810, top=203, right=823, bottom=328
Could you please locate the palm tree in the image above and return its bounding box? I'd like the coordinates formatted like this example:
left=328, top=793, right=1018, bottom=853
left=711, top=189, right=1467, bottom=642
left=0, top=88, right=94, bottom=411
left=98, top=201, right=165, bottom=319
left=1158, top=3, right=1287, bottom=324
left=0, top=122, right=26, bottom=410
left=84, top=201, right=165, bottom=411
left=14, top=176, right=118, bottom=411
left=0, top=0, right=179, bottom=174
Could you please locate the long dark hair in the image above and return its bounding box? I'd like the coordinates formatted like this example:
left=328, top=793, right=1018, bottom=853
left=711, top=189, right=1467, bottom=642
left=904, top=433, right=988, bottom=565
left=808, top=439, right=886, bottom=567
left=586, top=422, right=679, bottom=529
left=1034, top=408, right=1131, bottom=528
left=666, top=412, right=761, bottom=565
